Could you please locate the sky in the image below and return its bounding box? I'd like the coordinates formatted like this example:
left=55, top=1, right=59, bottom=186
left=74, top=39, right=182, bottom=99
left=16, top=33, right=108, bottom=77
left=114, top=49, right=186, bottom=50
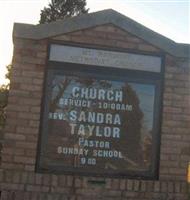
left=0, top=0, right=189, bottom=86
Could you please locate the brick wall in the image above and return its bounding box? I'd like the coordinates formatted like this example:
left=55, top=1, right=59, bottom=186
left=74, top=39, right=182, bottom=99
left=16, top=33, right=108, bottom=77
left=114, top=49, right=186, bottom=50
left=0, top=24, right=190, bottom=200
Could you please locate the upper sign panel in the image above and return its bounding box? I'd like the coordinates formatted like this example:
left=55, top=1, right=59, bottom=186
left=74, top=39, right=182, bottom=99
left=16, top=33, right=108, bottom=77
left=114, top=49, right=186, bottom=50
left=49, top=44, right=161, bottom=73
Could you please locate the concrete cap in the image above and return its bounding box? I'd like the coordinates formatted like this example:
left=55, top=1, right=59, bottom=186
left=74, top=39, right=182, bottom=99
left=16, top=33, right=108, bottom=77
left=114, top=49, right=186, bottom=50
left=13, top=9, right=190, bottom=58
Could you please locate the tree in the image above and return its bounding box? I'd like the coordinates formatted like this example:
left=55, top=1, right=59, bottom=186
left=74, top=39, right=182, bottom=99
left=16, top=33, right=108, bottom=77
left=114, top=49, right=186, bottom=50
left=0, top=87, right=8, bottom=129
left=0, top=64, right=12, bottom=129
left=39, top=0, right=89, bottom=24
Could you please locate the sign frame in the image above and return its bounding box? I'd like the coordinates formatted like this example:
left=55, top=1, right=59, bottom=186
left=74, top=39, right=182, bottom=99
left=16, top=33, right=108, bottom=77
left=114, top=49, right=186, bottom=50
left=36, top=43, right=165, bottom=180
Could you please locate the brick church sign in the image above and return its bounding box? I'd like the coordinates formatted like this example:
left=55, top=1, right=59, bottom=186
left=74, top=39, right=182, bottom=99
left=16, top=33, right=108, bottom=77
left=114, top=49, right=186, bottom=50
left=1, top=9, right=189, bottom=200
